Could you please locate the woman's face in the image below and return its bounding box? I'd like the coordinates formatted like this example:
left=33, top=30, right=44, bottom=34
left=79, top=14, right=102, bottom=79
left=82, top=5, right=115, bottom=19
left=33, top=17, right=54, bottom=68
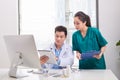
left=55, top=31, right=66, bottom=47
left=74, top=17, right=86, bottom=30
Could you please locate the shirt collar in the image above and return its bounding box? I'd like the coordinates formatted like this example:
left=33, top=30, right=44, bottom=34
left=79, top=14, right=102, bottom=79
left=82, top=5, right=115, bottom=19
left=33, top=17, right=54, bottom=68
left=53, top=43, right=64, bottom=51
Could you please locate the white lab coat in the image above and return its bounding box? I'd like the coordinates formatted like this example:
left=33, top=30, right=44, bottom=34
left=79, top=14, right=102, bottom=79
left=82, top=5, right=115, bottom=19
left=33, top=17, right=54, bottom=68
left=48, top=43, right=74, bottom=66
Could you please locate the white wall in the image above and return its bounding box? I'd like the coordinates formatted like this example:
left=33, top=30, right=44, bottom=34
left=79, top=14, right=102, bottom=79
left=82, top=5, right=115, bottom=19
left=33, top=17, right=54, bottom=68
left=0, top=0, right=18, bottom=68
left=99, top=0, right=120, bottom=79
left=0, top=0, right=120, bottom=79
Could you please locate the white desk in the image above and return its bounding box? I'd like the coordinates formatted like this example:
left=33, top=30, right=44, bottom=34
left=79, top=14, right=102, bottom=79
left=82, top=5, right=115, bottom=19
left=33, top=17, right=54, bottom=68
left=0, top=68, right=118, bottom=80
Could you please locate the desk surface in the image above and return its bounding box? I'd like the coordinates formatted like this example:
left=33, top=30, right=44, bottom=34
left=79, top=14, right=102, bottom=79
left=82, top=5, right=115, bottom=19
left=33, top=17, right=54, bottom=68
left=0, top=68, right=118, bottom=80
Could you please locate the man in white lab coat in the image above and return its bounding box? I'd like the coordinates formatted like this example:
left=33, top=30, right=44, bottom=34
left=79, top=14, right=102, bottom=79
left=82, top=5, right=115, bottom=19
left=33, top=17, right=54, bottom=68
left=40, top=25, right=74, bottom=69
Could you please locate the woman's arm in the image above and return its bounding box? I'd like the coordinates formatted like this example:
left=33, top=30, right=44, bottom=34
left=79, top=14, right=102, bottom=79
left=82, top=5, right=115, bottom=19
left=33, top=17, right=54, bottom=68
left=94, top=46, right=107, bottom=59
left=76, top=51, right=81, bottom=60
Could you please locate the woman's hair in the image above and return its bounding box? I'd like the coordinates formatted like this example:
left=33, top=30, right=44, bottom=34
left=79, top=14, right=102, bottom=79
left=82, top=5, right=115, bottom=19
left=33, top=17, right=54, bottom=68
left=74, top=11, right=91, bottom=27
left=55, top=25, right=67, bottom=37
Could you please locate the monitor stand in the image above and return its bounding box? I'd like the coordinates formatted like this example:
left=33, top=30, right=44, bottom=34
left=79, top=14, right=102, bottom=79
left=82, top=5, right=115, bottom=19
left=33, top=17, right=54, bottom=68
left=8, top=52, right=28, bottom=78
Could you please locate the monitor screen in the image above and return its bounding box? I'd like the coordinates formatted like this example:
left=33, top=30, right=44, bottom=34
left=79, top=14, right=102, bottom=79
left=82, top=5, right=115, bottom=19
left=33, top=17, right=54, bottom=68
left=4, top=35, right=41, bottom=78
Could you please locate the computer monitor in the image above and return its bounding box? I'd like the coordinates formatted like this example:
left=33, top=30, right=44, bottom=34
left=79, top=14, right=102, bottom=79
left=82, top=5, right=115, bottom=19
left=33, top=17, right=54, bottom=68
left=4, top=35, right=41, bottom=78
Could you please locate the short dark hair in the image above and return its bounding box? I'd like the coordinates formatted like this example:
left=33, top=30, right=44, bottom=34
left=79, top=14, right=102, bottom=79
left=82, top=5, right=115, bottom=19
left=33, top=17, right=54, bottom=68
left=55, top=25, right=67, bottom=37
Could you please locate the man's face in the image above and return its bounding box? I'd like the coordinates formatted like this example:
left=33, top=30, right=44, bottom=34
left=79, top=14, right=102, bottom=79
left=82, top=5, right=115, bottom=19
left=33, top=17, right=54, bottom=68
left=55, top=31, right=66, bottom=47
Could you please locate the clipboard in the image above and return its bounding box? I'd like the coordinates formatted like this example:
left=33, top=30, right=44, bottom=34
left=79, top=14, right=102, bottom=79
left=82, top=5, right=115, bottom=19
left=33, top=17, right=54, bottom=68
left=38, top=50, right=57, bottom=64
left=81, top=51, right=100, bottom=60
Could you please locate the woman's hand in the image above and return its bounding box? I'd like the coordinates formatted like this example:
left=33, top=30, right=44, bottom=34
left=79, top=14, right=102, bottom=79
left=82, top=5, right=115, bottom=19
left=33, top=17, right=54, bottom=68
left=40, top=55, right=49, bottom=64
left=76, top=51, right=81, bottom=60
left=93, top=53, right=102, bottom=59
left=94, top=46, right=107, bottom=59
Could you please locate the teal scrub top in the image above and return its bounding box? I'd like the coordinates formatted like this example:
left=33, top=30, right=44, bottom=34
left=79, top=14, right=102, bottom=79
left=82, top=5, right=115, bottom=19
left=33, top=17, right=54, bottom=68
left=72, top=27, right=108, bottom=69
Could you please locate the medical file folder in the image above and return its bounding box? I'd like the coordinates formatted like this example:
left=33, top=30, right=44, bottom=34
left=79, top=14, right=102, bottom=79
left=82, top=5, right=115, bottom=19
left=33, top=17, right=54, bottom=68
left=81, top=50, right=100, bottom=60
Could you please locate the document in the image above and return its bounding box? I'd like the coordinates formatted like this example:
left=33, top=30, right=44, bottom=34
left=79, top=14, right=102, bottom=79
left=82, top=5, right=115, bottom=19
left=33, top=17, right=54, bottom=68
left=81, top=50, right=100, bottom=60
left=38, top=50, right=57, bottom=64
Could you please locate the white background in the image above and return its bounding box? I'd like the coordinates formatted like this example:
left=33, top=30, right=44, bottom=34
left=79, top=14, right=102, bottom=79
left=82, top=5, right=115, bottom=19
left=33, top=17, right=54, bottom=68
left=0, top=0, right=120, bottom=79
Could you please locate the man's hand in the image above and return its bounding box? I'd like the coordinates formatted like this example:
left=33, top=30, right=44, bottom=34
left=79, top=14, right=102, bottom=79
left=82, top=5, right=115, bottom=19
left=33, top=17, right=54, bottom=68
left=40, top=55, right=49, bottom=64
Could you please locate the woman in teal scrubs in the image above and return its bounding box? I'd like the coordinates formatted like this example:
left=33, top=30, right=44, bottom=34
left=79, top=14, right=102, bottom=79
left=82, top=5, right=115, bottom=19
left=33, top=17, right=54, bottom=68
left=72, top=11, right=108, bottom=69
